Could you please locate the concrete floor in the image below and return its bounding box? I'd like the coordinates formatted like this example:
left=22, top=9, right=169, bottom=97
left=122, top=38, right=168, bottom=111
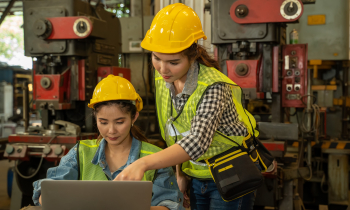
left=0, top=160, right=14, bottom=210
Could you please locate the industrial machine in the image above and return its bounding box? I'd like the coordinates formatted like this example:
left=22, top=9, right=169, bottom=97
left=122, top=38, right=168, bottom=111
left=3, top=0, right=130, bottom=207
left=210, top=0, right=350, bottom=209
left=210, top=0, right=320, bottom=209
left=3, top=0, right=349, bottom=209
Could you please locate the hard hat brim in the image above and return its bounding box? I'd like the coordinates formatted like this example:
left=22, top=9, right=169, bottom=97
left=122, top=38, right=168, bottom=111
left=141, top=34, right=207, bottom=54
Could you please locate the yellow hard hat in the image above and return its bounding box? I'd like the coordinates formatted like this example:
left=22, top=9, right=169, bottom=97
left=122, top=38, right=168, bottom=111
left=88, top=75, right=143, bottom=112
left=141, top=3, right=207, bottom=54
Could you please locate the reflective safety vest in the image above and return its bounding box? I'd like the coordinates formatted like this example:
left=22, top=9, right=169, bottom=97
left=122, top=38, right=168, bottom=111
left=78, top=139, right=161, bottom=181
left=155, top=63, right=259, bottom=179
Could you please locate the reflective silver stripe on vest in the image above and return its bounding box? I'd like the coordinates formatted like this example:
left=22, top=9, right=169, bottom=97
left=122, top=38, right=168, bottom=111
left=167, top=123, right=191, bottom=138
left=169, top=126, right=207, bottom=167
left=190, top=160, right=208, bottom=167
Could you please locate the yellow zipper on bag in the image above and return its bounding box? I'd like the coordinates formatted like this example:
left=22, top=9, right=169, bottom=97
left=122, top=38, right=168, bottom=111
left=214, top=149, right=242, bottom=163
left=205, top=149, right=242, bottom=167
left=213, top=152, right=248, bottom=169
left=218, top=164, right=233, bottom=173
left=204, top=159, right=216, bottom=182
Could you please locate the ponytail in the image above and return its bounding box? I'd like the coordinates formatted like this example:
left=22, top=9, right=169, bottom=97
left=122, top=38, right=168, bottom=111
left=131, top=125, right=149, bottom=142
left=183, top=43, right=221, bottom=70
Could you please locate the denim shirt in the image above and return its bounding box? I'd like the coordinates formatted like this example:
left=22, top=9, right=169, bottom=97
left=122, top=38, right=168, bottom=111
left=33, top=137, right=184, bottom=210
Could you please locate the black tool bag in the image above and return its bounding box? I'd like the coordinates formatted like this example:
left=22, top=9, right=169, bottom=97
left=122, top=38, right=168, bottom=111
left=242, top=135, right=275, bottom=172
left=205, top=137, right=263, bottom=201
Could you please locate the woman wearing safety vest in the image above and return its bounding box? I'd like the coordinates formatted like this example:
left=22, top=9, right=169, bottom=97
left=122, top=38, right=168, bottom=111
left=32, top=75, right=184, bottom=210
left=114, top=3, right=262, bottom=210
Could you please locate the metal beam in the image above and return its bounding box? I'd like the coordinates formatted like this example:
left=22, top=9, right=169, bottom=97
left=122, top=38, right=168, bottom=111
left=0, top=0, right=15, bottom=26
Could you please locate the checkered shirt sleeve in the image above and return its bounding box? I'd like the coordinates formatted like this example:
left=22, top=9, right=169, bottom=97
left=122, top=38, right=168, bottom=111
left=175, top=83, right=248, bottom=160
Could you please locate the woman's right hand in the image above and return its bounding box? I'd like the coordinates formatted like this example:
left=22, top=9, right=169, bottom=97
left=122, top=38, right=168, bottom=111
left=39, top=195, right=42, bottom=205
left=176, top=168, right=190, bottom=208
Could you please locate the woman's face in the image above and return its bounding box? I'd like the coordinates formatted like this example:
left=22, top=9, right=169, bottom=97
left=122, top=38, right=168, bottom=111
left=152, top=51, right=191, bottom=83
left=96, top=104, right=138, bottom=146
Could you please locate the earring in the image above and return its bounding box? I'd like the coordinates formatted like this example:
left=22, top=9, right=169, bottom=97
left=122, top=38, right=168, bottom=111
left=132, top=123, right=134, bottom=127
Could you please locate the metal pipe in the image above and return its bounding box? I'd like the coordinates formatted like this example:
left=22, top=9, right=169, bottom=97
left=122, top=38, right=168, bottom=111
left=23, top=81, right=29, bottom=132
left=306, top=68, right=312, bottom=165
left=0, top=0, right=16, bottom=26
left=306, top=69, right=312, bottom=130
left=28, top=145, right=46, bottom=149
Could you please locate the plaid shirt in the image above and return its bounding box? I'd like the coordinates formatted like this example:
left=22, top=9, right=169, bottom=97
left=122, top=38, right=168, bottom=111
left=166, top=62, right=248, bottom=161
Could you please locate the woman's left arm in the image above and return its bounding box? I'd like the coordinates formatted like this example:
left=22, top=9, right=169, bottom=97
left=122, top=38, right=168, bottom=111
left=151, top=167, right=185, bottom=210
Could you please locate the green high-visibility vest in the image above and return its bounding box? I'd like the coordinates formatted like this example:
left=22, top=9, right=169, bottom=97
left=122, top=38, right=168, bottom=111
left=155, top=63, right=259, bottom=179
left=78, top=139, right=162, bottom=181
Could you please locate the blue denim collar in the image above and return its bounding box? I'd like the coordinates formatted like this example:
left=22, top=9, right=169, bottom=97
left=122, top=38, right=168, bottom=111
left=91, top=136, right=141, bottom=170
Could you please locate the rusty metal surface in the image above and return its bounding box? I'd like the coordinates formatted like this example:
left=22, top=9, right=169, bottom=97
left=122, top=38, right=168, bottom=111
left=328, top=154, right=349, bottom=205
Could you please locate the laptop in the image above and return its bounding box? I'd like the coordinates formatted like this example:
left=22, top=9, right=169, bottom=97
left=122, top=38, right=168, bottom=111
left=41, top=180, right=153, bottom=210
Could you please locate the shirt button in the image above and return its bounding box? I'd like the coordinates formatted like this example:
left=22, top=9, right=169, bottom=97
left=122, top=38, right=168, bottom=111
left=170, top=182, right=173, bottom=185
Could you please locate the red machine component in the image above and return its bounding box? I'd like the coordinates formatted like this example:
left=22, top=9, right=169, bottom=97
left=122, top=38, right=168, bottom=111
left=78, top=59, right=86, bottom=101
left=46, top=17, right=93, bottom=39
left=34, top=73, right=70, bottom=102
left=4, top=144, right=67, bottom=161
left=4, top=145, right=29, bottom=161
left=272, top=46, right=280, bottom=93
left=261, top=142, right=286, bottom=152
left=98, top=66, right=131, bottom=82
left=281, top=44, right=308, bottom=108
left=8, top=133, right=97, bottom=144
left=226, top=59, right=264, bottom=99
left=230, top=0, right=303, bottom=24
left=7, top=131, right=97, bottom=161
left=33, top=70, right=73, bottom=110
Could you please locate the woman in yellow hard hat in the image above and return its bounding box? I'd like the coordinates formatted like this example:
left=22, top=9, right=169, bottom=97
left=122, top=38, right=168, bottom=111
left=32, top=75, right=184, bottom=210
left=115, top=3, right=261, bottom=210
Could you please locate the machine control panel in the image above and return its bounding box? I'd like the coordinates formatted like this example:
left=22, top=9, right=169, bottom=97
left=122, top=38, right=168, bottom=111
left=4, top=144, right=66, bottom=160
left=282, top=44, right=308, bottom=107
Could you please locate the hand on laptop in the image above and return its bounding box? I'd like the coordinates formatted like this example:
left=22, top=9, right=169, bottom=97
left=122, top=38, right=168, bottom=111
left=114, top=159, right=147, bottom=181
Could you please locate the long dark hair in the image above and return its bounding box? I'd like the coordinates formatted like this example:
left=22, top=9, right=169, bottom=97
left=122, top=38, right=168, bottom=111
left=182, top=43, right=220, bottom=70
left=93, top=100, right=148, bottom=143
